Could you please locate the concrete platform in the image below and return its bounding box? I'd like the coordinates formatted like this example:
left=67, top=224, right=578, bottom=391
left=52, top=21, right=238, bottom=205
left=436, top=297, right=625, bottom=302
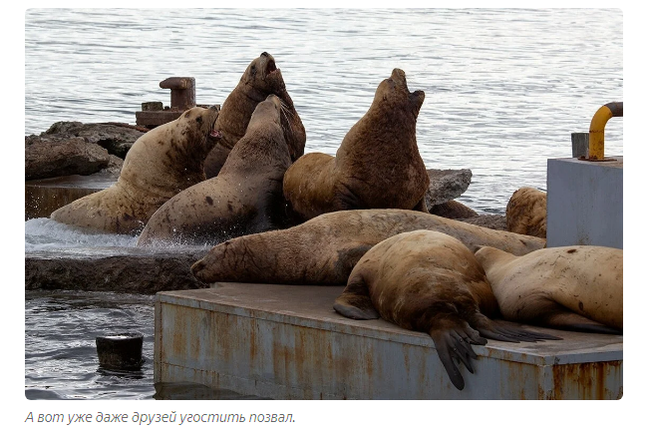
left=154, top=283, right=623, bottom=400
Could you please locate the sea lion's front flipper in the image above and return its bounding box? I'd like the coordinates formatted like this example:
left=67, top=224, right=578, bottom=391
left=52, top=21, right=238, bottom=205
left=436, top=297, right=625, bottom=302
left=333, top=275, right=380, bottom=320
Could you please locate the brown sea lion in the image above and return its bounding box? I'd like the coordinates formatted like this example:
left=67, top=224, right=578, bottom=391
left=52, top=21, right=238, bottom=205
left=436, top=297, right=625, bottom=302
left=137, top=95, right=292, bottom=246
left=191, top=208, right=546, bottom=285
left=281, top=68, right=430, bottom=221
left=50, top=106, right=222, bottom=234
left=333, top=230, right=559, bottom=390
left=204, top=52, right=305, bottom=177
left=506, top=187, right=547, bottom=239
left=474, top=245, right=623, bottom=334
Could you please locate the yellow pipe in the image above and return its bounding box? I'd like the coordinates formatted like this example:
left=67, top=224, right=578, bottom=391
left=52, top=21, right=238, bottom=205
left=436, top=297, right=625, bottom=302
left=588, top=102, right=623, bottom=160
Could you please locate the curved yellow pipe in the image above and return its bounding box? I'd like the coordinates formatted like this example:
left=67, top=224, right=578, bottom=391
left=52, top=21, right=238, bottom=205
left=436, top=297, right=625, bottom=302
left=588, top=102, right=623, bottom=160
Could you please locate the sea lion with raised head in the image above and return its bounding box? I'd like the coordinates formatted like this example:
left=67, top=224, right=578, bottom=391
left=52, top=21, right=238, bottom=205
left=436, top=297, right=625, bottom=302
left=474, top=245, right=623, bottom=334
left=281, top=68, right=430, bottom=221
left=50, top=106, right=222, bottom=234
left=204, top=52, right=305, bottom=177
left=506, top=187, right=547, bottom=239
left=191, top=208, right=545, bottom=285
left=137, top=95, right=292, bottom=246
left=333, top=230, right=559, bottom=390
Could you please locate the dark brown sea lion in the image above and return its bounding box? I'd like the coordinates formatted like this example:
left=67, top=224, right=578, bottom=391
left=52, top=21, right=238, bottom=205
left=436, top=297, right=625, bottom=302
left=191, top=208, right=546, bottom=285
left=137, top=95, right=292, bottom=246
left=204, top=52, right=305, bottom=177
left=281, top=68, right=430, bottom=221
left=474, top=245, right=623, bottom=334
left=50, top=106, right=222, bottom=234
left=505, top=187, right=547, bottom=238
left=333, top=230, right=558, bottom=390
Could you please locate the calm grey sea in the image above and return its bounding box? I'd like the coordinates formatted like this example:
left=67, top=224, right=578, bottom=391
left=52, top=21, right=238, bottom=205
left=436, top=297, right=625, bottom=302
left=25, top=8, right=623, bottom=213
left=24, top=8, right=624, bottom=400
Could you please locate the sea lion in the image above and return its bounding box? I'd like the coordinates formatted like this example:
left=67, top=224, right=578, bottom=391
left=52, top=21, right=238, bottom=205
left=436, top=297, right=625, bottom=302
left=474, top=245, right=623, bottom=334
left=333, top=230, right=558, bottom=390
left=204, top=52, right=305, bottom=177
left=281, top=68, right=430, bottom=221
left=50, top=106, right=222, bottom=234
left=506, top=187, right=547, bottom=239
left=137, top=95, right=292, bottom=246
left=191, top=208, right=546, bottom=285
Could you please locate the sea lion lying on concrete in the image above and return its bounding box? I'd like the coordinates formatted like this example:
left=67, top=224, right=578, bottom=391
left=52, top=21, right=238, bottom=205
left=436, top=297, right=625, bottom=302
left=333, top=230, right=559, bottom=390
left=191, top=208, right=545, bottom=285
left=474, top=245, right=623, bottom=334
left=137, top=95, right=292, bottom=246
left=50, top=106, right=222, bottom=234
left=506, top=187, right=547, bottom=239
left=282, top=68, right=430, bottom=221
left=204, top=51, right=305, bottom=177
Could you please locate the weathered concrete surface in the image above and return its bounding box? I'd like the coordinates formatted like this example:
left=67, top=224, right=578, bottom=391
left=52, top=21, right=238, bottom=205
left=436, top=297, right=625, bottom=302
left=26, top=246, right=210, bottom=294
left=155, top=283, right=623, bottom=400
left=547, top=156, right=623, bottom=249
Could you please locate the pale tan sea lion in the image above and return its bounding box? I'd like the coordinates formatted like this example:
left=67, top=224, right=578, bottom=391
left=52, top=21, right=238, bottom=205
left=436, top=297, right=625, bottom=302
left=204, top=52, right=305, bottom=177
left=281, top=68, right=430, bottom=221
left=137, top=95, right=292, bottom=246
left=333, top=230, right=559, bottom=390
left=50, top=106, right=222, bottom=234
left=191, top=208, right=545, bottom=285
left=506, top=187, right=547, bottom=239
left=474, top=245, right=623, bottom=334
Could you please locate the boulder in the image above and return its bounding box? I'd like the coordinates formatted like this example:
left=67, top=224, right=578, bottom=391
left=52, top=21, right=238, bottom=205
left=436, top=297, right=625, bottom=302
left=425, top=168, right=472, bottom=209
left=44, top=121, right=146, bottom=158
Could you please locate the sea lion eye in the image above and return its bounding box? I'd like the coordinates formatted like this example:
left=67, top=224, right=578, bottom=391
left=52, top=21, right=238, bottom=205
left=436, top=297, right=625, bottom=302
left=196, top=116, right=203, bottom=124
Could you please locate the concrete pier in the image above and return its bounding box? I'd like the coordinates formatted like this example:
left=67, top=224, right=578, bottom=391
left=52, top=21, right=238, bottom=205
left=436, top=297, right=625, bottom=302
left=155, top=283, right=623, bottom=400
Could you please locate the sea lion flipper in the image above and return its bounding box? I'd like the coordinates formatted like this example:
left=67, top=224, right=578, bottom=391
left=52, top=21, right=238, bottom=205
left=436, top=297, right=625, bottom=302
left=472, top=315, right=562, bottom=342
left=333, top=276, right=380, bottom=320
left=540, top=312, right=623, bottom=335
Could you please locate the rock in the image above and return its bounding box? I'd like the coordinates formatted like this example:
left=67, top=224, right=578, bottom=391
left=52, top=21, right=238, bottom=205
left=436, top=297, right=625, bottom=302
left=25, top=136, right=113, bottom=180
left=44, top=121, right=145, bottom=159
left=459, top=214, right=507, bottom=231
left=25, top=121, right=143, bottom=180
left=425, top=168, right=472, bottom=208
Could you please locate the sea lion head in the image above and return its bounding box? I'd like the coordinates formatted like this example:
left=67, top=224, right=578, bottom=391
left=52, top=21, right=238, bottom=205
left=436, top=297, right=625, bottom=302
left=374, top=68, right=425, bottom=117
left=178, top=105, right=223, bottom=150
left=241, top=51, right=286, bottom=96
left=248, top=94, right=284, bottom=127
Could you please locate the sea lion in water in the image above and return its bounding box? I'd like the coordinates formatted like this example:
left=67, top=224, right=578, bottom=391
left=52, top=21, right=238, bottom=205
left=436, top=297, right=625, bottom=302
left=204, top=52, right=305, bottom=177
left=474, top=245, right=623, bottom=334
left=282, top=68, right=430, bottom=221
left=191, top=208, right=545, bottom=285
left=50, top=106, right=222, bottom=234
left=137, top=95, right=292, bottom=246
left=506, top=187, right=547, bottom=239
left=333, top=230, right=558, bottom=390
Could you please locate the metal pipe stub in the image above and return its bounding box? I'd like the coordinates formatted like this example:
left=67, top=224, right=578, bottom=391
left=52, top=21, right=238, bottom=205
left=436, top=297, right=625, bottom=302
left=159, top=77, right=196, bottom=110
left=587, top=101, right=623, bottom=161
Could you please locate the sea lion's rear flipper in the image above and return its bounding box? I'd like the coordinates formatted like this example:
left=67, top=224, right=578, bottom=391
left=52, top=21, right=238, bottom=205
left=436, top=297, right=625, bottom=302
left=413, top=197, right=428, bottom=213
left=429, top=320, right=488, bottom=391
left=333, top=275, right=380, bottom=320
left=540, top=311, right=623, bottom=335
left=471, top=314, right=562, bottom=342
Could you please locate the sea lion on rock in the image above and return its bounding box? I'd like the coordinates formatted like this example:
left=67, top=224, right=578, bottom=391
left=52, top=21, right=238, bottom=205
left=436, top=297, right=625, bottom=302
left=191, top=208, right=545, bottom=285
left=506, top=187, right=547, bottom=239
left=333, top=230, right=558, bottom=390
left=282, top=69, right=429, bottom=221
left=137, top=95, right=292, bottom=246
left=204, top=52, right=305, bottom=177
left=50, top=106, right=222, bottom=234
left=474, top=245, right=623, bottom=334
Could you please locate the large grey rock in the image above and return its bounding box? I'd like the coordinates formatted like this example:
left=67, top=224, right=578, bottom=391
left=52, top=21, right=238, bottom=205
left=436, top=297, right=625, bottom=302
left=425, top=168, right=472, bottom=208
left=44, top=122, right=145, bottom=158
left=25, top=247, right=209, bottom=294
left=25, top=136, right=113, bottom=180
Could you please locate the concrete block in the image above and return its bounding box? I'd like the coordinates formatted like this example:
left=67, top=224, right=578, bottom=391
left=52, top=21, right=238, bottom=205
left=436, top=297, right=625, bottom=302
left=547, top=156, right=623, bottom=248
left=154, top=283, right=623, bottom=399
